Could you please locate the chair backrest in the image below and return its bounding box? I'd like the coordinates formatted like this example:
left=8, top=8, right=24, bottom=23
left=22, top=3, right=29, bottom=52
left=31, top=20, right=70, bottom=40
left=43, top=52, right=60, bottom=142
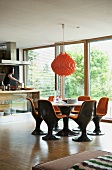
left=78, top=96, right=91, bottom=101
left=26, top=97, right=39, bottom=117
left=78, top=100, right=96, bottom=122
left=74, top=96, right=91, bottom=112
left=38, top=100, right=57, bottom=123
left=48, top=96, right=54, bottom=102
left=48, top=96, right=60, bottom=113
left=96, top=97, right=109, bottom=116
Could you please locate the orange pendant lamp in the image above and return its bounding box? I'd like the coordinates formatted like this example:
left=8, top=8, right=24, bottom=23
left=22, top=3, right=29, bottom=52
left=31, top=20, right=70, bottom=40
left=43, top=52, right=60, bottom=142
left=51, top=24, right=76, bottom=76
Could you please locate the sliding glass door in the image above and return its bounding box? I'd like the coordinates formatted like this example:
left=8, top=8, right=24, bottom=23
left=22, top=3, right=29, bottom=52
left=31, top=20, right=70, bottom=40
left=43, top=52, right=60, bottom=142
left=89, top=39, right=112, bottom=117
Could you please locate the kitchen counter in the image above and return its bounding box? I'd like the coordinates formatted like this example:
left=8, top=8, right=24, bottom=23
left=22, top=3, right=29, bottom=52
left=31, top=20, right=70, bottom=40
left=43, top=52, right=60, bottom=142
left=0, top=89, right=40, bottom=112
left=0, top=89, right=39, bottom=93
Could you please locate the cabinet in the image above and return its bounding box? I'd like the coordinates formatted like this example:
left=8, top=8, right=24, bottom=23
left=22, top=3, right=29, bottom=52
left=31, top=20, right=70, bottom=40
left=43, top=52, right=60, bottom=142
left=0, top=42, right=14, bottom=60
left=0, top=90, right=40, bottom=112
left=0, top=44, right=7, bottom=59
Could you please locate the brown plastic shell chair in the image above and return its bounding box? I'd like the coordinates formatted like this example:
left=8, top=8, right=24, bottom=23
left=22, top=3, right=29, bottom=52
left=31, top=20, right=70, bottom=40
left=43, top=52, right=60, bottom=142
left=48, top=96, right=60, bottom=114
left=26, top=97, right=45, bottom=135
left=72, top=96, right=91, bottom=114
left=38, top=99, right=67, bottom=140
left=72, top=96, right=91, bottom=132
left=48, top=95, right=61, bottom=130
left=68, top=100, right=96, bottom=142
left=88, top=97, right=109, bottom=135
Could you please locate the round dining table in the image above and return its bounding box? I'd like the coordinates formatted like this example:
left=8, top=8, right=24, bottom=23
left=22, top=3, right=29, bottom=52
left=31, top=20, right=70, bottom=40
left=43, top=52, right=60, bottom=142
left=52, top=101, right=83, bottom=136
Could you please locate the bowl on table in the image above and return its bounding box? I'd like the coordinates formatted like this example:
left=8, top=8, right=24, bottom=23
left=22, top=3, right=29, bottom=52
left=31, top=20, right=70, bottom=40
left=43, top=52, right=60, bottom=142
left=67, top=98, right=77, bottom=104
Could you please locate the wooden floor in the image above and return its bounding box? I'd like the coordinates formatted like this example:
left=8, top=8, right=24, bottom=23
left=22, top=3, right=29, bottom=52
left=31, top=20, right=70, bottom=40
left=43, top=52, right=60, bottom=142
left=0, top=113, right=112, bottom=170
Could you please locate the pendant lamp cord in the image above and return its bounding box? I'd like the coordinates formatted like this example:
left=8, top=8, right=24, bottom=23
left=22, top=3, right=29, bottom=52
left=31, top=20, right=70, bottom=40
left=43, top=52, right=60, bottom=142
left=62, top=24, right=65, bottom=51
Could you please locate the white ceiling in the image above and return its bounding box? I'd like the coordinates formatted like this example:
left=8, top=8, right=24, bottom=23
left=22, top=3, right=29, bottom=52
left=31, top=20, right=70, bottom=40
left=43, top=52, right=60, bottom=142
left=0, top=0, right=112, bottom=49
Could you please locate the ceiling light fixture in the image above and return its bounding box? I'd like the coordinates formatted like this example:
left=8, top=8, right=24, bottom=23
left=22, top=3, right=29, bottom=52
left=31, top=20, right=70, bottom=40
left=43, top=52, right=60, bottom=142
left=51, top=24, right=76, bottom=76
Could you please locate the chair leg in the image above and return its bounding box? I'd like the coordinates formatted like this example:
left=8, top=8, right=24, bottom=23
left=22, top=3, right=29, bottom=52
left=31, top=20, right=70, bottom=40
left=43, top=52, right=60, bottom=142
left=88, top=116, right=104, bottom=135
left=72, top=128, right=92, bottom=142
left=42, top=125, right=61, bottom=140
left=53, top=122, right=60, bottom=131
left=32, top=117, right=46, bottom=135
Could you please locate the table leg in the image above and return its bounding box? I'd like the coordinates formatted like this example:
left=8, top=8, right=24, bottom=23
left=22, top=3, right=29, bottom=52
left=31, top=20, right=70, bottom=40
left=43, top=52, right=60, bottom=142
left=56, top=117, right=79, bottom=136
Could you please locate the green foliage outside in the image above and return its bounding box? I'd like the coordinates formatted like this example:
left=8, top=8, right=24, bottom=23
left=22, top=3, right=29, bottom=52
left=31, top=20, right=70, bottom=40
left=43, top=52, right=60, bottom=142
left=65, top=46, right=84, bottom=98
left=65, top=46, right=110, bottom=100
left=27, top=50, right=55, bottom=98
left=90, top=48, right=109, bottom=99
left=26, top=45, right=111, bottom=100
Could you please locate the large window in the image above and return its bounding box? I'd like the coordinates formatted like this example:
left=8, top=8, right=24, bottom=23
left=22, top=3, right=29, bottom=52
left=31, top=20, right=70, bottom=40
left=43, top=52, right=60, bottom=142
left=89, top=39, right=112, bottom=116
left=25, top=47, right=55, bottom=98
left=65, top=43, right=84, bottom=98
left=24, top=43, right=84, bottom=99
left=23, top=37, right=112, bottom=118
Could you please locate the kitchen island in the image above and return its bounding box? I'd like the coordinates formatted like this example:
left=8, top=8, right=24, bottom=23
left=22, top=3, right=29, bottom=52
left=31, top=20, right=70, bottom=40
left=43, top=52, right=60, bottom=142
left=0, top=89, right=40, bottom=112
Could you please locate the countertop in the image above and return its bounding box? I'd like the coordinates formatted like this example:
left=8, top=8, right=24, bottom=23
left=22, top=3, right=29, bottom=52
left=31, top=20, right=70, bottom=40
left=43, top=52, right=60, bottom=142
left=0, top=89, right=39, bottom=94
